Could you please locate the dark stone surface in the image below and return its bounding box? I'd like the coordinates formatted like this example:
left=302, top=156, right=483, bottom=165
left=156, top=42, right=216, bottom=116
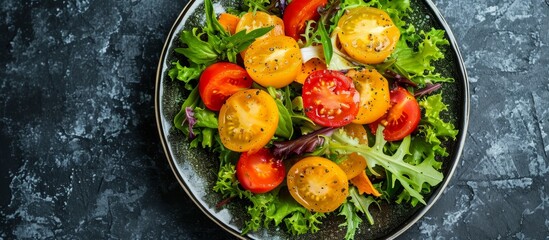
left=1, top=0, right=548, bottom=239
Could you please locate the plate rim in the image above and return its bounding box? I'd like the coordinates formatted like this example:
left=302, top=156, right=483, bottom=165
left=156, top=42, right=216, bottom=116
left=154, top=0, right=470, bottom=239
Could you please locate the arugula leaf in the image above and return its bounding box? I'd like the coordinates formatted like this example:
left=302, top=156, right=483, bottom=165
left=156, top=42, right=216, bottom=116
left=348, top=187, right=377, bottom=225
left=338, top=201, right=362, bottom=240
left=329, top=127, right=444, bottom=205
left=243, top=0, right=272, bottom=13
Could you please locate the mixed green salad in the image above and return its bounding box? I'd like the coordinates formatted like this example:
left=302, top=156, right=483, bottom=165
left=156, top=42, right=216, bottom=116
left=168, top=0, right=458, bottom=238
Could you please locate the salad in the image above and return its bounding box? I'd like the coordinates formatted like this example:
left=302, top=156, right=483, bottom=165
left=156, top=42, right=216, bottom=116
left=168, top=0, right=459, bottom=238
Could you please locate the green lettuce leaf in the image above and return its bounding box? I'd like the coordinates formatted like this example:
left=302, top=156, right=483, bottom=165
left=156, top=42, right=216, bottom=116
left=168, top=61, right=205, bottom=90
left=419, top=93, right=459, bottom=142
left=338, top=201, right=362, bottom=240
left=392, top=29, right=451, bottom=85
left=329, top=126, right=444, bottom=205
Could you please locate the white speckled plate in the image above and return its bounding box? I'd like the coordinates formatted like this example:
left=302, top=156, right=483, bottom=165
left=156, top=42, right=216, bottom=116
left=155, top=0, right=469, bottom=239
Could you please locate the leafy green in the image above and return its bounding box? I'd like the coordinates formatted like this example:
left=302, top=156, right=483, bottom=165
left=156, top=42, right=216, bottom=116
left=241, top=189, right=326, bottom=235
left=317, top=22, right=333, bottom=64
left=242, top=192, right=276, bottom=234
left=170, top=0, right=273, bottom=84
left=175, top=28, right=219, bottom=65
left=339, top=201, right=362, bottom=240
left=193, top=107, right=218, bottom=129
left=338, top=187, right=378, bottom=240
left=189, top=107, right=218, bottom=148
left=174, top=87, right=200, bottom=132
left=348, top=187, right=377, bottom=225
left=392, top=29, right=452, bottom=85
left=243, top=0, right=274, bottom=13
left=213, top=163, right=244, bottom=198
left=168, top=61, right=205, bottom=89
left=268, top=87, right=294, bottom=139
left=419, top=93, right=459, bottom=143
left=265, top=191, right=326, bottom=235
left=329, top=127, right=444, bottom=205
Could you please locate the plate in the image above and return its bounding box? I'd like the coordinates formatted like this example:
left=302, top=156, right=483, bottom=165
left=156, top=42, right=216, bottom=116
left=155, top=0, right=469, bottom=239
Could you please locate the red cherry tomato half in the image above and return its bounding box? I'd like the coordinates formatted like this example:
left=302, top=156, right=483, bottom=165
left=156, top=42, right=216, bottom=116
left=236, top=148, right=286, bottom=194
left=302, top=70, right=360, bottom=127
left=198, top=62, right=253, bottom=111
left=283, top=0, right=328, bottom=40
left=370, top=87, right=421, bottom=141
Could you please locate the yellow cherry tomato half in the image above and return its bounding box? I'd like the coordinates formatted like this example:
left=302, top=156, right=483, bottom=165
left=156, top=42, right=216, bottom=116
left=236, top=11, right=285, bottom=58
left=346, top=68, right=391, bottom=124
left=244, top=35, right=303, bottom=88
left=337, top=6, right=400, bottom=64
left=218, top=89, right=279, bottom=152
left=287, top=157, right=348, bottom=213
left=235, top=11, right=285, bottom=40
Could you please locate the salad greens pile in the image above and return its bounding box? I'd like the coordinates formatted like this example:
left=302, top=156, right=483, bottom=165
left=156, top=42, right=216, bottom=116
left=168, top=0, right=459, bottom=238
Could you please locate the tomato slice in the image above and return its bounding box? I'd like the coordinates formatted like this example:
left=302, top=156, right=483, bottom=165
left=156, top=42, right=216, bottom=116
left=370, top=87, right=421, bottom=141
left=236, top=148, right=285, bottom=194
left=198, top=62, right=253, bottom=111
left=244, top=35, right=302, bottom=88
left=346, top=68, right=391, bottom=124
left=337, top=6, right=400, bottom=64
left=302, top=70, right=360, bottom=127
left=218, top=89, right=279, bottom=152
left=283, top=0, right=328, bottom=40
left=287, top=157, right=348, bottom=213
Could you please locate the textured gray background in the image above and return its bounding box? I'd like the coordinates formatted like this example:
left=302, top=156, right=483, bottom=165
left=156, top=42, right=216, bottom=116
left=1, top=0, right=548, bottom=239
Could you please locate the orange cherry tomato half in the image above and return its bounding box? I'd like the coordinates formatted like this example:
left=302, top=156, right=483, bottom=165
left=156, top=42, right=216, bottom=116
left=287, top=156, right=348, bottom=213
left=218, top=13, right=240, bottom=35
left=198, top=62, right=253, bottom=111
left=236, top=148, right=285, bottom=194
left=283, top=0, right=328, bottom=40
left=337, top=6, right=400, bottom=64
left=302, top=70, right=360, bottom=127
left=370, top=87, right=421, bottom=141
